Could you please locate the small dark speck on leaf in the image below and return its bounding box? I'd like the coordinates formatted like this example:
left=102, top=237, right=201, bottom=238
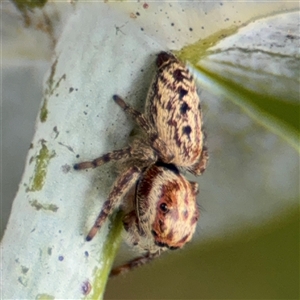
left=286, top=34, right=296, bottom=40
left=58, top=255, right=64, bottom=261
left=189, top=27, right=193, bottom=31
left=69, top=87, right=74, bottom=93
left=136, top=12, right=140, bottom=16
left=85, top=251, right=89, bottom=257
left=21, top=266, right=29, bottom=274
left=84, top=111, right=87, bottom=115
left=82, top=281, right=92, bottom=295
left=141, top=27, right=144, bottom=31
left=171, top=22, right=174, bottom=26
left=76, top=154, right=80, bottom=158
left=61, top=164, right=71, bottom=174
left=53, top=126, right=59, bottom=138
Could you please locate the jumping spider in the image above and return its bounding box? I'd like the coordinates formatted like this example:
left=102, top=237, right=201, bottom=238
left=74, top=51, right=208, bottom=277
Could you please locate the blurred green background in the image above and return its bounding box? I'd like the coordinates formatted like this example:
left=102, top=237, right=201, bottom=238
left=105, top=207, right=299, bottom=299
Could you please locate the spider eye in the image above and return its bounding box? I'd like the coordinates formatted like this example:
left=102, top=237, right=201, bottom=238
left=159, top=203, right=169, bottom=213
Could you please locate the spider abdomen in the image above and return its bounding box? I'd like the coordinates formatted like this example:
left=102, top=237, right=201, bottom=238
left=145, top=52, right=204, bottom=170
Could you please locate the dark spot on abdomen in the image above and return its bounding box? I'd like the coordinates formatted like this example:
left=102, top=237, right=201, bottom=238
left=166, top=101, right=173, bottom=111
left=167, top=119, right=177, bottom=127
left=183, top=126, right=192, bottom=136
left=157, top=52, right=173, bottom=67
left=173, top=69, right=184, bottom=81
left=180, top=102, right=190, bottom=114
left=179, top=88, right=188, bottom=100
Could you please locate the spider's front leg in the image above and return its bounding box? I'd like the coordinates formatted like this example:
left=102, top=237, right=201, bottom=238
left=113, top=95, right=174, bottom=163
left=109, top=251, right=162, bottom=277
left=86, top=166, right=141, bottom=241
left=74, top=147, right=131, bottom=170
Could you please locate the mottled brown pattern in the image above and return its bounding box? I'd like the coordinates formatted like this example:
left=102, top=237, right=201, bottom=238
left=183, top=209, right=189, bottom=220
left=136, top=165, right=163, bottom=216
left=74, top=51, right=208, bottom=277
left=146, top=56, right=205, bottom=169
left=143, top=166, right=199, bottom=249
left=166, top=230, right=174, bottom=241
left=176, top=234, right=190, bottom=246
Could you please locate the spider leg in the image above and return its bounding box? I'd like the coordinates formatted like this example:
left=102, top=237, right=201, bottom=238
left=113, top=95, right=174, bottom=163
left=74, top=147, right=131, bottom=170
left=113, top=95, right=151, bottom=132
left=190, top=145, right=209, bottom=176
left=86, top=166, right=141, bottom=241
left=109, top=251, right=161, bottom=277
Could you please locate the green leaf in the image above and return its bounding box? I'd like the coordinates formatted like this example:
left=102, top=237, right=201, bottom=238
left=180, top=11, right=299, bottom=152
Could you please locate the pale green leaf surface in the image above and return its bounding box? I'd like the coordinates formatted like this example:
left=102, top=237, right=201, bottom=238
left=193, top=11, right=299, bottom=150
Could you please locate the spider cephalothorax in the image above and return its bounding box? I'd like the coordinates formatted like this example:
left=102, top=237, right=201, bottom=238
left=135, top=163, right=199, bottom=250
left=74, top=51, right=208, bottom=277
